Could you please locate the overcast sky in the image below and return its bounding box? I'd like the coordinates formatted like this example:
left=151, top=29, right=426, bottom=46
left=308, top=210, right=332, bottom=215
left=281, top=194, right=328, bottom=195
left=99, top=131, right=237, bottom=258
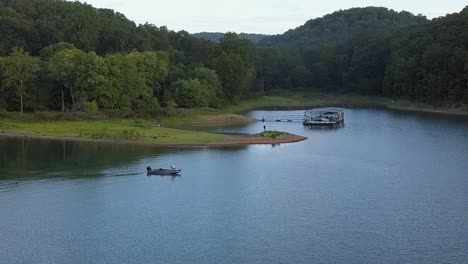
left=79, top=0, right=467, bottom=34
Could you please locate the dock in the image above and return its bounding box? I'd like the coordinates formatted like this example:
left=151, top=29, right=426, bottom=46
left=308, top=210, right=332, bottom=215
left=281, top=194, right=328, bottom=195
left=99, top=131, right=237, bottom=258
left=261, top=114, right=306, bottom=123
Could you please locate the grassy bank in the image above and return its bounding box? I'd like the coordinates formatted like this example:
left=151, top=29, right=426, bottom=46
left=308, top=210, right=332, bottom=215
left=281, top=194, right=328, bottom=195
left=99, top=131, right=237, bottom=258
left=0, top=108, right=259, bottom=146
left=1, top=90, right=466, bottom=147
left=0, top=119, right=226, bottom=144
left=158, top=108, right=255, bottom=125
left=0, top=116, right=305, bottom=147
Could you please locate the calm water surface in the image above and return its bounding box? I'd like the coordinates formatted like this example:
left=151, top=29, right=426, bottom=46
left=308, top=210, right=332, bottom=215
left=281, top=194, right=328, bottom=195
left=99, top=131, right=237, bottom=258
left=1, top=108, right=468, bottom=264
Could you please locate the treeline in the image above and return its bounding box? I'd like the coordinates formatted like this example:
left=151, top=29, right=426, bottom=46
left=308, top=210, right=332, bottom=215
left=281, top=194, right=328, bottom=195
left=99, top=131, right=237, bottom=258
left=383, top=11, right=468, bottom=103
left=0, top=0, right=256, bottom=113
left=0, top=37, right=255, bottom=113
left=259, top=7, right=428, bottom=47
left=0, top=0, right=199, bottom=55
left=192, top=32, right=269, bottom=44
left=1, top=1, right=467, bottom=113
left=257, top=7, right=468, bottom=105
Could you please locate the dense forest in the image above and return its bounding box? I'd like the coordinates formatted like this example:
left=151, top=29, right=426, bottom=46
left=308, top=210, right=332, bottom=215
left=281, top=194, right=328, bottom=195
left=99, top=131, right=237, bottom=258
left=192, top=32, right=268, bottom=44
left=258, top=7, right=468, bottom=104
left=0, top=1, right=467, bottom=114
left=259, top=8, right=428, bottom=48
left=0, top=0, right=257, bottom=113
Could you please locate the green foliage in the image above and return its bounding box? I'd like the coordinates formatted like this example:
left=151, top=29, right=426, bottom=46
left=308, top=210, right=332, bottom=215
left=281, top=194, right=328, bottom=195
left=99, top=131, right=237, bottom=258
left=192, top=32, right=269, bottom=44
left=260, top=131, right=286, bottom=139
left=0, top=0, right=466, bottom=113
left=0, top=108, right=7, bottom=117
left=215, top=52, right=251, bottom=103
left=0, top=47, right=39, bottom=113
left=84, top=101, right=99, bottom=114
left=259, top=7, right=427, bottom=48
left=173, top=79, right=209, bottom=108
left=31, top=111, right=93, bottom=121
left=192, top=67, right=223, bottom=108
left=42, top=47, right=167, bottom=112
left=45, top=46, right=83, bottom=111
left=128, top=51, right=169, bottom=97
left=256, top=6, right=468, bottom=105
left=382, top=10, right=468, bottom=104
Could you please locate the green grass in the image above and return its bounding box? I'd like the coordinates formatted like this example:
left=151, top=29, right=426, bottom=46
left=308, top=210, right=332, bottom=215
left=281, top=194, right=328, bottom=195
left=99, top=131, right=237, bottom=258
left=224, top=95, right=302, bottom=113
left=260, top=131, right=287, bottom=139
left=1, top=90, right=466, bottom=146
left=0, top=119, right=227, bottom=144
left=158, top=108, right=254, bottom=125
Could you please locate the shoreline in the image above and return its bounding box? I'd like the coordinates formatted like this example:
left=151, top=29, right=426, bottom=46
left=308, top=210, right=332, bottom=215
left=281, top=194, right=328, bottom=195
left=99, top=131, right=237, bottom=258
left=0, top=132, right=307, bottom=148
left=226, top=92, right=468, bottom=117
left=2, top=91, right=466, bottom=148
left=381, top=105, right=468, bottom=117
left=247, top=103, right=468, bottom=117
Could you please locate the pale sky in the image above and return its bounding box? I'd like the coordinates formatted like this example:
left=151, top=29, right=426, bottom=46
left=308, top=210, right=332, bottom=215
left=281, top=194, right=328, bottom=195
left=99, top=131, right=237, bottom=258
left=79, top=0, right=467, bottom=34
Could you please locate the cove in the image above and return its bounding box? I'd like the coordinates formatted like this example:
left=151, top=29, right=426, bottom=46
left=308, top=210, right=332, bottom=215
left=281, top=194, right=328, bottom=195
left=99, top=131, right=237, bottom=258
left=1, top=108, right=468, bottom=264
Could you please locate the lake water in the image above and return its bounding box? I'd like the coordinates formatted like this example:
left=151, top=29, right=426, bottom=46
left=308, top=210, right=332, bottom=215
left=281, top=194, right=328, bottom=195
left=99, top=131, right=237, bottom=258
left=1, top=108, right=468, bottom=264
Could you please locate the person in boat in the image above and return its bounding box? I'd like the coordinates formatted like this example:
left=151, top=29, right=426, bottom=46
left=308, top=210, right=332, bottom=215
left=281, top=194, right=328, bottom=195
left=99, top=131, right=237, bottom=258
left=171, top=164, right=176, bottom=170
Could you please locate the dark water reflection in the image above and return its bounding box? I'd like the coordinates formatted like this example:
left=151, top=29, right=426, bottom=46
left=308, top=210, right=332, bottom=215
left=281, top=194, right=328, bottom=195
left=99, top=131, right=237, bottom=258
left=1, top=108, right=468, bottom=264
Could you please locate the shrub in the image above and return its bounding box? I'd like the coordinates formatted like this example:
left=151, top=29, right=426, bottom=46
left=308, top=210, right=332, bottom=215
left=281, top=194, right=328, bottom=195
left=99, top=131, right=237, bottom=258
left=0, top=108, right=7, bottom=117
left=84, top=101, right=99, bottom=114
left=173, top=79, right=209, bottom=108
left=34, top=111, right=61, bottom=121
left=104, top=108, right=134, bottom=119
left=260, top=131, right=287, bottom=139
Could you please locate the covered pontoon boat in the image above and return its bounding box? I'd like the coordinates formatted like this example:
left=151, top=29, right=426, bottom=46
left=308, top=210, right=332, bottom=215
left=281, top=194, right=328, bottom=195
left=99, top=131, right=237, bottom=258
left=303, top=111, right=344, bottom=126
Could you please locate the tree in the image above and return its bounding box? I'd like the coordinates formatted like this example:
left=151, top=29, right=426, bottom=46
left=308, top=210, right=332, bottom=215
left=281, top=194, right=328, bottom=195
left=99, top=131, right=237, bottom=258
left=46, top=46, right=83, bottom=111
left=192, top=67, right=223, bottom=107
left=214, top=52, right=251, bottom=103
left=173, top=79, right=208, bottom=108
left=128, top=51, right=169, bottom=99
left=61, top=1, right=100, bottom=51
left=0, top=47, right=39, bottom=114
left=73, top=51, right=110, bottom=109
left=104, top=53, right=145, bottom=110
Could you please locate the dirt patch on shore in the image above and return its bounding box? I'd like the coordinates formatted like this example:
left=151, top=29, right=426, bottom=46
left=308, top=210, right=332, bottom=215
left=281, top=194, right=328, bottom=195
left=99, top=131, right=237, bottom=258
left=216, top=133, right=307, bottom=146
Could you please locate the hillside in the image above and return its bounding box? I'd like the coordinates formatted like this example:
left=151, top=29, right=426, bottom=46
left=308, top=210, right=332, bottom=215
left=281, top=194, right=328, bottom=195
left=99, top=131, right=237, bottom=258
left=0, top=1, right=466, bottom=114
left=255, top=6, right=468, bottom=104
left=259, top=7, right=428, bottom=48
left=0, top=0, right=212, bottom=56
left=383, top=7, right=468, bottom=102
left=192, top=32, right=268, bottom=44
left=0, top=0, right=256, bottom=113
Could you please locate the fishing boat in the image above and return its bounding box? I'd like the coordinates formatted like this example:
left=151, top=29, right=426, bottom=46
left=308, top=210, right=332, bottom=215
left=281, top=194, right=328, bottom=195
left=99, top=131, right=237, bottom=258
left=146, top=166, right=181, bottom=176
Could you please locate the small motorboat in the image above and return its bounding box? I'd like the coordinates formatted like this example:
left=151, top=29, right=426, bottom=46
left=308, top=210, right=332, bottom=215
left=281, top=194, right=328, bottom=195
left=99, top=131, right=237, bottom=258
left=146, top=166, right=181, bottom=176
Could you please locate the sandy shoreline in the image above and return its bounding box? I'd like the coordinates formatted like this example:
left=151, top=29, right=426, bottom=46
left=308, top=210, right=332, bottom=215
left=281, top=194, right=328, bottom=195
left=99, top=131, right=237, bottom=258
left=0, top=133, right=307, bottom=148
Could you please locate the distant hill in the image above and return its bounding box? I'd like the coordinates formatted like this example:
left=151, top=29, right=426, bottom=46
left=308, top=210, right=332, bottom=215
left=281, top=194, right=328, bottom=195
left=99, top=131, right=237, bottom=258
left=0, top=0, right=466, bottom=110
left=192, top=32, right=269, bottom=44
left=259, top=7, right=428, bottom=48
